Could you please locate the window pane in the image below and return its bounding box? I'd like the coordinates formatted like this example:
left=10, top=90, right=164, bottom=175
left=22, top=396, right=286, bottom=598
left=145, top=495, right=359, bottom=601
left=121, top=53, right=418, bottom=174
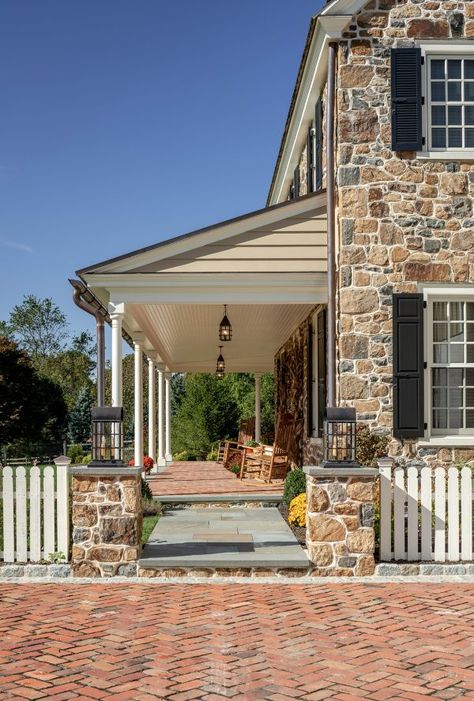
left=434, top=323, right=449, bottom=342
left=433, top=409, right=448, bottom=429
left=467, top=368, right=474, bottom=385
left=433, top=388, right=447, bottom=407
left=465, top=82, right=474, bottom=101
left=466, top=388, right=474, bottom=407
left=449, top=388, right=463, bottom=407
left=448, top=128, right=462, bottom=148
left=465, top=106, right=474, bottom=124
left=451, top=345, right=464, bottom=363
left=434, top=302, right=448, bottom=321
left=433, top=368, right=447, bottom=385
left=432, top=128, right=446, bottom=148
left=466, top=129, right=474, bottom=148
left=449, top=369, right=464, bottom=386
left=449, top=409, right=463, bottom=428
left=451, top=323, right=464, bottom=342
left=432, top=105, right=446, bottom=125
left=467, top=410, right=474, bottom=428
left=467, top=303, right=474, bottom=321
left=434, top=344, right=448, bottom=363
left=466, top=61, right=474, bottom=80
left=448, top=60, right=461, bottom=79
left=448, top=105, right=462, bottom=124
left=467, top=345, right=474, bottom=363
left=431, top=59, right=445, bottom=79
left=431, top=82, right=445, bottom=101
left=448, top=82, right=462, bottom=101
left=467, top=324, right=474, bottom=342
left=450, top=302, right=464, bottom=320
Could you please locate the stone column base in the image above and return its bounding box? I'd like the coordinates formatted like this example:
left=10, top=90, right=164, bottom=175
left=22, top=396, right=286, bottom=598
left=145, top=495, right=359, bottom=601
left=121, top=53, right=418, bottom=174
left=303, top=466, right=378, bottom=577
left=70, top=466, right=143, bottom=577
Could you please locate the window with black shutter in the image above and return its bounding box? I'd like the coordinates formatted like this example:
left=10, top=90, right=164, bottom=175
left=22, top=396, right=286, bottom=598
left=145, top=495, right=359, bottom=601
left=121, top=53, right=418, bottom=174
left=309, top=307, right=327, bottom=437
left=306, top=126, right=314, bottom=193
left=393, top=293, right=425, bottom=438
left=391, top=47, right=423, bottom=151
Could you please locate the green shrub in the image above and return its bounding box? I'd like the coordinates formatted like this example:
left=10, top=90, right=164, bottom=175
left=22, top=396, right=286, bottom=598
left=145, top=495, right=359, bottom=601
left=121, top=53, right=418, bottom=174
left=283, top=468, right=306, bottom=506
left=82, top=453, right=91, bottom=465
left=244, top=440, right=259, bottom=447
left=206, top=448, right=218, bottom=461
left=142, top=497, right=163, bottom=517
left=67, top=444, right=85, bottom=465
left=173, top=450, right=197, bottom=461
left=356, top=427, right=390, bottom=467
left=229, top=464, right=241, bottom=475
left=141, top=478, right=153, bottom=500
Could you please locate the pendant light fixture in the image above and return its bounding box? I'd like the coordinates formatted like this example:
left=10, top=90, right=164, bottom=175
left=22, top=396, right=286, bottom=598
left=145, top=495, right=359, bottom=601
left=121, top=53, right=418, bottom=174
left=216, top=346, right=225, bottom=379
left=219, top=304, right=232, bottom=342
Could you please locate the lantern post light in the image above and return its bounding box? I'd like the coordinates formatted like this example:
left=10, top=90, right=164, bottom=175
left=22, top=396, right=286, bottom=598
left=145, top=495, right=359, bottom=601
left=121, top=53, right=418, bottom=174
left=89, top=406, right=125, bottom=467
left=322, top=407, right=358, bottom=468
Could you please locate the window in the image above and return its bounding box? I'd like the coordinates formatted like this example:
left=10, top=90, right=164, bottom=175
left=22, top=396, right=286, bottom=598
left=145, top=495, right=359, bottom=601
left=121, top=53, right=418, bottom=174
left=428, top=56, right=474, bottom=150
left=429, top=298, right=474, bottom=435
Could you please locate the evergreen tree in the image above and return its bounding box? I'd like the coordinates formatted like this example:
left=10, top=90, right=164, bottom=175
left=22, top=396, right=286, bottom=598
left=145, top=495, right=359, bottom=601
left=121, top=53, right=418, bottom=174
left=68, top=386, right=94, bottom=443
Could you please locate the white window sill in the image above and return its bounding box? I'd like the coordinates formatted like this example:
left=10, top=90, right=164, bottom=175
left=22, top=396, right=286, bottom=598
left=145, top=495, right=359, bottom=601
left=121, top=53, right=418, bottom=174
left=418, top=436, right=474, bottom=447
left=416, top=150, right=474, bottom=161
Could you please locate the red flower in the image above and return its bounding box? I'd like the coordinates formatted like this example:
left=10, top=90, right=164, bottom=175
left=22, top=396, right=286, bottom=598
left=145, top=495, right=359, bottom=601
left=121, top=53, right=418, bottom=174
left=128, top=455, right=155, bottom=472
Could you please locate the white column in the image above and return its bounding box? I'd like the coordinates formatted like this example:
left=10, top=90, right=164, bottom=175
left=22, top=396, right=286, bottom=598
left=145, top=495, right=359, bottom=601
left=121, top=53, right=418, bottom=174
left=165, top=372, right=172, bottom=462
left=110, top=307, right=124, bottom=407
left=133, top=334, right=144, bottom=468
left=157, top=365, right=166, bottom=467
left=255, top=373, right=262, bottom=443
left=148, top=358, right=156, bottom=469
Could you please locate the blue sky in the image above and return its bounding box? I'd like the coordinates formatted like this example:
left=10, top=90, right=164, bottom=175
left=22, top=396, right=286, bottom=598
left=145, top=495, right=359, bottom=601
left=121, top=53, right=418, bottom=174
left=0, top=0, right=321, bottom=341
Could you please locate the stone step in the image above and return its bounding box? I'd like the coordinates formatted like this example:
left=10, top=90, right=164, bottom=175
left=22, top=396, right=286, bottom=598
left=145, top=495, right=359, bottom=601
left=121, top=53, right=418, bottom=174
left=155, top=493, right=283, bottom=504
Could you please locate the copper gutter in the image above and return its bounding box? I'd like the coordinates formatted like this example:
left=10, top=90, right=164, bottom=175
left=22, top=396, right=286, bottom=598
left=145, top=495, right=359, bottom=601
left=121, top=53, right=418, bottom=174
left=326, top=42, right=337, bottom=408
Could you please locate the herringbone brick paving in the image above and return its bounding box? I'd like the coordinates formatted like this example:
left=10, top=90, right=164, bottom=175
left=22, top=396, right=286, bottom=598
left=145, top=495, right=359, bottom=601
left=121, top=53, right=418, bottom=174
left=0, top=583, right=473, bottom=700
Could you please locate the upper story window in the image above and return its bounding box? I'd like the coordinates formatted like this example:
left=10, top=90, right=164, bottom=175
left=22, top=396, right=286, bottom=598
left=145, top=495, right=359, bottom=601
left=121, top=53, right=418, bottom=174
left=428, top=57, right=474, bottom=151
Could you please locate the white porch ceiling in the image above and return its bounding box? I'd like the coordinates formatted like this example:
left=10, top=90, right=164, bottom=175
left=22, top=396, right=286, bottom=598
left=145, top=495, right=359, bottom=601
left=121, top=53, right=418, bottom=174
left=130, top=303, right=315, bottom=373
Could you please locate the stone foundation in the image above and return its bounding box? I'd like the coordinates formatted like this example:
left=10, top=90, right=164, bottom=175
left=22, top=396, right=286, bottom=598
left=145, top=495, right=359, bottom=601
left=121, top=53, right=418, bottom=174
left=304, top=466, right=378, bottom=576
left=70, top=466, right=143, bottom=577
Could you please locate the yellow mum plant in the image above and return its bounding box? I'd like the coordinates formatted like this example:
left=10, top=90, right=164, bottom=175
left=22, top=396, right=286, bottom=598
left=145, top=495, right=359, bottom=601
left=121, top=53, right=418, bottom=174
left=288, top=492, right=307, bottom=527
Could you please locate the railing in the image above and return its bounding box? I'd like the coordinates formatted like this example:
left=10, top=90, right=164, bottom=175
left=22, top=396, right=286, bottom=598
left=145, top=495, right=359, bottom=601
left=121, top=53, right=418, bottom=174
left=1, top=463, right=69, bottom=563
left=379, top=464, right=473, bottom=562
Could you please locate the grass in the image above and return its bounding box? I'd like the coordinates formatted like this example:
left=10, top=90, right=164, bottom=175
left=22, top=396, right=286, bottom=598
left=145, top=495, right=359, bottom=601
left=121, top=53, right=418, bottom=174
left=142, top=515, right=160, bottom=544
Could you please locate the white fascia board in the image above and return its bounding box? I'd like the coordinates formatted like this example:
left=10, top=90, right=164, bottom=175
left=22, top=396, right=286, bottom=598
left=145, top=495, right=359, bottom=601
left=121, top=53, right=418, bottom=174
left=269, top=17, right=350, bottom=205
left=91, top=194, right=326, bottom=274
left=320, top=0, right=370, bottom=16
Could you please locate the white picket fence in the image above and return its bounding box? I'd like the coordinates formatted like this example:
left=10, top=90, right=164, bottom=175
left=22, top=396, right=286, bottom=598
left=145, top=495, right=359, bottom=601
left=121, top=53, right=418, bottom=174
left=380, top=464, right=473, bottom=562
left=1, top=464, right=69, bottom=563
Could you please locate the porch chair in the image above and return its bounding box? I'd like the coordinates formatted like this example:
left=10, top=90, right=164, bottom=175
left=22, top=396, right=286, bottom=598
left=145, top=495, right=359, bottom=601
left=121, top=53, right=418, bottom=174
left=217, top=417, right=256, bottom=468
left=239, top=413, right=294, bottom=483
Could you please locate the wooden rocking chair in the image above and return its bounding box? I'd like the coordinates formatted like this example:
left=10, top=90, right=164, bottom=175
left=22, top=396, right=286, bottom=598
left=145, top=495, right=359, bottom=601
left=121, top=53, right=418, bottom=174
left=217, top=417, right=255, bottom=468
left=239, top=413, right=294, bottom=483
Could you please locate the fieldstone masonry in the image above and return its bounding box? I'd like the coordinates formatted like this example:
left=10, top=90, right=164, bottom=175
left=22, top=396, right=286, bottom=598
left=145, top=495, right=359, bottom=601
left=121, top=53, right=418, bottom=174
left=70, top=466, right=142, bottom=577
left=304, top=466, right=378, bottom=576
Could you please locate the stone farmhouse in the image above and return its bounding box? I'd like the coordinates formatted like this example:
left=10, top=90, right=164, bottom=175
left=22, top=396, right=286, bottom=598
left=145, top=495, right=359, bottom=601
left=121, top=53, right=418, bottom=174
left=73, top=0, right=474, bottom=473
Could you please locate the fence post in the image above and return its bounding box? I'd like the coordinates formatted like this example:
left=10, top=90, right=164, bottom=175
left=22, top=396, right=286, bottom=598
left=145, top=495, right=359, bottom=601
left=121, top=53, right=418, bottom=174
left=54, top=456, right=71, bottom=561
left=378, top=457, right=394, bottom=562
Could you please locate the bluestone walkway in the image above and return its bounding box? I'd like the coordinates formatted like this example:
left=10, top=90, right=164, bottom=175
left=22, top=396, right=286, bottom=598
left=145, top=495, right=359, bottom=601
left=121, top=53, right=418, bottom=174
left=1, top=582, right=473, bottom=699
left=147, top=461, right=284, bottom=498
left=140, top=507, right=308, bottom=569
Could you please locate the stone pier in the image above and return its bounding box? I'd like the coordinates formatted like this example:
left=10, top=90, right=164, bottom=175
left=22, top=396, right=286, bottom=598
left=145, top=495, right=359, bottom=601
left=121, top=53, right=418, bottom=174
left=304, top=466, right=378, bottom=576
left=70, top=466, right=143, bottom=577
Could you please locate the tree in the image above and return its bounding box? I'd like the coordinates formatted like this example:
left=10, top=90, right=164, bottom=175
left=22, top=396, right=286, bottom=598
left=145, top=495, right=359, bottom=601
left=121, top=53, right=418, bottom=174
left=41, top=343, right=95, bottom=411
left=104, top=353, right=148, bottom=440
left=0, top=336, right=67, bottom=447
left=223, top=372, right=275, bottom=439
left=172, top=373, right=239, bottom=459
left=68, top=386, right=94, bottom=443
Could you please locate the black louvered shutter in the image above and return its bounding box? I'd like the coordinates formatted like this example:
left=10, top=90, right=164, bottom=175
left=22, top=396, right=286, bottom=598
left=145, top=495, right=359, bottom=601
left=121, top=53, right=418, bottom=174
left=293, top=165, right=300, bottom=198
left=317, top=308, right=326, bottom=433
left=315, top=98, right=323, bottom=191
left=306, top=127, right=314, bottom=193
left=391, top=48, right=423, bottom=151
left=307, top=319, right=313, bottom=435
left=393, top=293, right=425, bottom=438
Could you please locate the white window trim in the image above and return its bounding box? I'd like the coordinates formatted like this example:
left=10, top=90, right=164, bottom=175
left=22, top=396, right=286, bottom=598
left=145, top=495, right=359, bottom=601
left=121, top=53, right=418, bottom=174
left=421, top=285, right=474, bottom=446
left=417, top=41, right=474, bottom=160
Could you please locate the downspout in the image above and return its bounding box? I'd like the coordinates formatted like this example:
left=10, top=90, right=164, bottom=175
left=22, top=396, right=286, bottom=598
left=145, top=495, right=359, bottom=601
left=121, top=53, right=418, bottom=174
left=69, top=279, right=106, bottom=407
left=326, top=41, right=337, bottom=408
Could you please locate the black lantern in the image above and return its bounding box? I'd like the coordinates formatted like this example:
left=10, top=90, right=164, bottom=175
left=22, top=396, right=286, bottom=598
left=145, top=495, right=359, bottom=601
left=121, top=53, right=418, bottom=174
left=89, top=406, right=125, bottom=467
left=219, top=304, right=232, bottom=342
left=322, top=407, right=358, bottom=468
left=216, top=346, right=225, bottom=379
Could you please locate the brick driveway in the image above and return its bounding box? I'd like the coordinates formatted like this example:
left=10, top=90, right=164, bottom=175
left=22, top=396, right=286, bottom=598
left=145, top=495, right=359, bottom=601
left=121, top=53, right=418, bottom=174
left=1, top=582, right=473, bottom=700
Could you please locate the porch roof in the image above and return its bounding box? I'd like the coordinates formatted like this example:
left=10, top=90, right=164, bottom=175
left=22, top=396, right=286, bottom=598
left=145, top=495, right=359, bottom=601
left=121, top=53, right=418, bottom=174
left=77, top=192, right=328, bottom=373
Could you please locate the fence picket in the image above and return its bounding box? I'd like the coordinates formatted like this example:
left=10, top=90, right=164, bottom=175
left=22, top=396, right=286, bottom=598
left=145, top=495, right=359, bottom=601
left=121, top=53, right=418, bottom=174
left=447, top=467, right=460, bottom=561
left=420, top=466, right=432, bottom=561
left=434, top=468, right=446, bottom=562
left=56, top=462, right=69, bottom=559
left=43, top=466, right=55, bottom=559
left=29, top=466, right=41, bottom=562
left=407, top=466, right=419, bottom=561
left=15, top=467, right=27, bottom=562
left=3, top=467, right=15, bottom=561
left=379, top=464, right=392, bottom=561
left=461, top=466, right=472, bottom=561
left=394, top=467, right=406, bottom=560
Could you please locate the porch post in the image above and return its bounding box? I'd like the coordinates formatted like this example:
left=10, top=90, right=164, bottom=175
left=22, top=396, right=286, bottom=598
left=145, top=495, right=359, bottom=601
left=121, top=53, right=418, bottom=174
left=157, top=365, right=166, bottom=467
left=110, top=305, right=124, bottom=407
left=255, top=373, right=262, bottom=443
left=148, top=358, right=156, bottom=469
left=165, top=372, right=172, bottom=462
left=133, top=334, right=144, bottom=467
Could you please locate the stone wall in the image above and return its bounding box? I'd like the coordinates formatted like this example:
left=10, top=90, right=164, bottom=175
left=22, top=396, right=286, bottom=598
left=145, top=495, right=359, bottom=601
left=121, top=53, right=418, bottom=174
left=71, top=467, right=142, bottom=577
left=275, top=312, right=323, bottom=467
left=335, top=0, right=474, bottom=468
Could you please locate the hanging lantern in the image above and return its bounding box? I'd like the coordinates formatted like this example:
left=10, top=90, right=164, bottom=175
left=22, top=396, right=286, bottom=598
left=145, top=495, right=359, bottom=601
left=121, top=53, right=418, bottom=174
left=216, top=346, right=225, bottom=378
left=219, top=304, right=232, bottom=342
